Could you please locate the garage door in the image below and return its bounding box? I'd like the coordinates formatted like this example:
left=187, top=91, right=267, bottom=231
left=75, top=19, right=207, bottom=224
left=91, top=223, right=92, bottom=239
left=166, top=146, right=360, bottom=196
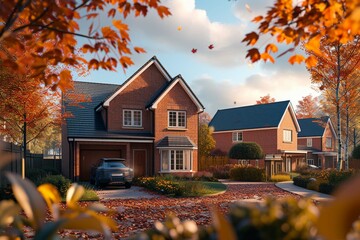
left=80, top=149, right=121, bottom=181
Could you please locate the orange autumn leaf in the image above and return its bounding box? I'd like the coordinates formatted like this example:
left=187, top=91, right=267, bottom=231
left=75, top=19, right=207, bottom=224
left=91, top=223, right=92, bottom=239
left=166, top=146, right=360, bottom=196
left=242, top=32, right=259, bottom=46
left=288, top=54, right=305, bottom=64
left=305, top=55, right=318, bottom=68
left=134, top=47, right=146, bottom=53
left=246, top=48, right=261, bottom=62
left=157, top=6, right=171, bottom=18
left=265, top=44, right=278, bottom=53
left=120, top=56, right=134, bottom=68
left=261, top=52, right=275, bottom=63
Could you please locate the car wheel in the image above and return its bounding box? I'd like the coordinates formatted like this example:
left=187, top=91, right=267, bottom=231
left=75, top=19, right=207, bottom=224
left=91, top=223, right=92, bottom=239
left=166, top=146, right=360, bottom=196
left=95, top=178, right=102, bottom=189
left=90, top=177, right=95, bottom=185
left=125, top=182, right=131, bottom=189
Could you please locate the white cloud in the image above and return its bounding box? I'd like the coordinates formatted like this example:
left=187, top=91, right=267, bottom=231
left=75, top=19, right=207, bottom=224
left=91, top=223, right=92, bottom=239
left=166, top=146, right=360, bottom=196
left=192, top=69, right=318, bottom=117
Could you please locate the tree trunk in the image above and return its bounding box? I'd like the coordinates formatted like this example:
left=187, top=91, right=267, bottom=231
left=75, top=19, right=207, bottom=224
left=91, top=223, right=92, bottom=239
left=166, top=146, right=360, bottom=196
left=345, top=106, right=349, bottom=170
left=23, top=113, right=26, bottom=178
left=336, top=44, right=342, bottom=170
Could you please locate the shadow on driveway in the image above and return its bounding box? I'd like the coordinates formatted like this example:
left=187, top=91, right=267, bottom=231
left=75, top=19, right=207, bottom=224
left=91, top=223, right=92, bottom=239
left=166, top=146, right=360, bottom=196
left=96, top=185, right=161, bottom=200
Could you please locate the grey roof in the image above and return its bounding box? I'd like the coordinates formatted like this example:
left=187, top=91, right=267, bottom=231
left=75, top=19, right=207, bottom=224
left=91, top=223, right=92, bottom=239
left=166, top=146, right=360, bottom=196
left=209, top=101, right=292, bottom=132
left=156, top=136, right=196, bottom=148
left=64, top=81, right=153, bottom=139
left=298, top=117, right=329, bottom=137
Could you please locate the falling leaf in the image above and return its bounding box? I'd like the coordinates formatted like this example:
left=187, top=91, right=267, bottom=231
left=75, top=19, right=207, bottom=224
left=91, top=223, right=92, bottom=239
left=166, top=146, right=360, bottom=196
left=191, top=48, right=197, bottom=53
left=245, top=4, right=252, bottom=12
left=208, top=44, right=214, bottom=50
left=242, top=32, right=259, bottom=46
left=177, top=26, right=182, bottom=31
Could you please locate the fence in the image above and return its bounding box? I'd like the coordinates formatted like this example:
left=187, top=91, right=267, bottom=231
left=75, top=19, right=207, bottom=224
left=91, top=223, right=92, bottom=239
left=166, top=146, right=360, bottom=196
left=0, top=140, right=61, bottom=187
left=199, top=155, right=229, bottom=171
left=349, top=158, right=360, bottom=169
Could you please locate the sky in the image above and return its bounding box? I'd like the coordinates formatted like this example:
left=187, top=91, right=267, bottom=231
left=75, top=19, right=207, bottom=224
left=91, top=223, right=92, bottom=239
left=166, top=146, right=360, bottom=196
left=77, top=0, right=318, bottom=117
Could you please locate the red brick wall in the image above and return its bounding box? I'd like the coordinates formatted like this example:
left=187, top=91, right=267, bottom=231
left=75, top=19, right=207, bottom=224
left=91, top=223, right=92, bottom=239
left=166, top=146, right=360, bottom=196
left=322, top=122, right=336, bottom=151
left=154, top=82, right=199, bottom=173
left=298, top=137, right=322, bottom=151
left=277, top=108, right=298, bottom=151
left=107, top=64, right=168, bottom=132
left=212, top=128, right=278, bottom=156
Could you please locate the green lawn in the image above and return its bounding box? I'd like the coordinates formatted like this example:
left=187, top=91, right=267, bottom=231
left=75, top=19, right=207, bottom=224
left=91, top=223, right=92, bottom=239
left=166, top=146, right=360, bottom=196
left=180, top=181, right=227, bottom=197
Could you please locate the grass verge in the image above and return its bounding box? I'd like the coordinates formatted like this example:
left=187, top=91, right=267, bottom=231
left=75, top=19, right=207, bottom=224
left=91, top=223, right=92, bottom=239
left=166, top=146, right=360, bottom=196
left=177, top=181, right=227, bottom=197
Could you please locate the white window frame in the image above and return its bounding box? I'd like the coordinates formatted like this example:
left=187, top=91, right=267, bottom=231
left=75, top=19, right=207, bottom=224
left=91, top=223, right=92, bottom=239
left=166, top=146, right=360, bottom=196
left=232, top=131, right=243, bottom=142
left=307, top=159, right=314, bottom=165
left=168, top=111, right=186, bottom=128
left=326, top=137, right=332, bottom=148
left=123, top=109, right=142, bottom=127
left=283, top=129, right=292, bottom=143
left=307, top=138, right=312, bottom=147
left=160, top=149, right=193, bottom=172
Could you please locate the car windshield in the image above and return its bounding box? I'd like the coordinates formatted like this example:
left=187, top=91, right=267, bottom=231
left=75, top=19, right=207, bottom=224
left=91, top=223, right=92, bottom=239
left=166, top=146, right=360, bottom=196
left=103, top=161, right=126, bottom=168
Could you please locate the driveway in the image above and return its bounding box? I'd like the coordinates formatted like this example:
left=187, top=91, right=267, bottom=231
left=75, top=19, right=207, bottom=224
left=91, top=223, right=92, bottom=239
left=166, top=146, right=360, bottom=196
left=80, top=182, right=301, bottom=239
left=96, top=185, right=161, bottom=200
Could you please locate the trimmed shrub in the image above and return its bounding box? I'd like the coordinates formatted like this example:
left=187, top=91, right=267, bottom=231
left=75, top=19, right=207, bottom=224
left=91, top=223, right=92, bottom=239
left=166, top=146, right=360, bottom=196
left=26, top=168, right=48, bottom=184
left=230, top=166, right=265, bottom=182
left=352, top=145, right=360, bottom=159
left=328, top=170, right=353, bottom=187
left=228, top=142, right=264, bottom=160
left=293, top=176, right=312, bottom=188
left=270, top=174, right=291, bottom=182
left=207, top=164, right=234, bottom=179
left=318, top=182, right=335, bottom=194
left=37, top=175, right=71, bottom=197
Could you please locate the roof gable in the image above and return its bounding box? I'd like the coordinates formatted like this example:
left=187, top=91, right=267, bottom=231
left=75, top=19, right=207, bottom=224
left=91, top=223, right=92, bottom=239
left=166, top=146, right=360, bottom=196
left=148, top=75, right=204, bottom=113
left=210, top=101, right=299, bottom=132
left=103, top=56, right=172, bottom=107
left=298, top=117, right=334, bottom=137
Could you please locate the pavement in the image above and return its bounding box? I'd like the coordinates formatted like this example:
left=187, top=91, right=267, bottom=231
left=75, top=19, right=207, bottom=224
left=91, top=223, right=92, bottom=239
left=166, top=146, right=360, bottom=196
left=275, top=181, right=334, bottom=202
left=96, top=185, right=160, bottom=200
left=95, top=180, right=334, bottom=202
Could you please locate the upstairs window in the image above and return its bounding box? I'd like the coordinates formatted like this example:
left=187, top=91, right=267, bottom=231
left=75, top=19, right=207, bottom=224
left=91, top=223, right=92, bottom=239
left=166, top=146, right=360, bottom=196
left=326, top=137, right=332, bottom=148
left=123, top=109, right=142, bottom=127
left=283, top=129, right=292, bottom=143
left=232, top=131, right=243, bottom=142
left=168, top=111, right=186, bottom=128
left=307, top=138, right=312, bottom=147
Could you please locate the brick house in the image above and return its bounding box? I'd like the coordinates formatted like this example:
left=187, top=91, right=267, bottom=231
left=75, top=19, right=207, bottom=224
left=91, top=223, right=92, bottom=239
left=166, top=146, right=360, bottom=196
left=62, top=56, right=204, bottom=181
left=209, top=101, right=307, bottom=176
left=297, top=117, right=337, bottom=169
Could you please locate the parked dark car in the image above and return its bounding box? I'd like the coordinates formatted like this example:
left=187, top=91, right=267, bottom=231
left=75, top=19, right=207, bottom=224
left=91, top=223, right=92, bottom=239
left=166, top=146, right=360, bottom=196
left=90, top=158, right=133, bottom=188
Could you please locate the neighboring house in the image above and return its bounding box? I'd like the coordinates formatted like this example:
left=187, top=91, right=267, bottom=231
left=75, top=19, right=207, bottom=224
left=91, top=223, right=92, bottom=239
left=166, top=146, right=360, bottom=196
left=62, top=56, right=204, bottom=181
left=297, top=117, right=337, bottom=169
left=209, top=101, right=307, bottom=176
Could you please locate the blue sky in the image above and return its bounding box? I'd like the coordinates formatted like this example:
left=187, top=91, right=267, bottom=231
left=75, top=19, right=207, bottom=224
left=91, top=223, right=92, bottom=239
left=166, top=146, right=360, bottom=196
left=77, top=0, right=318, bottom=116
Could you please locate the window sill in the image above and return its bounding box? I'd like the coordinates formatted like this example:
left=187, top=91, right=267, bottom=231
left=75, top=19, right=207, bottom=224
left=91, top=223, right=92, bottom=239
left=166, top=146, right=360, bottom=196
left=123, top=126, right=144, bottom=129
left=159, top=170, right=194, bottom=173
left=283, top=141, right=293, bottom=144
left=167, top=127, right=188, bottom=131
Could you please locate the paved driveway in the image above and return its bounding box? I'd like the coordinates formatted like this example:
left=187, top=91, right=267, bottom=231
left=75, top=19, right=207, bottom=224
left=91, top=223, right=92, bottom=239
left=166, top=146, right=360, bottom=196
left=96, top=185, right=160, bottom=200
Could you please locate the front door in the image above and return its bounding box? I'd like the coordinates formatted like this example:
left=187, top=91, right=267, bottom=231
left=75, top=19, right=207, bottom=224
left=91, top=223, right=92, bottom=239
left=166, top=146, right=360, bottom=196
left=133, top=150, right=146, bottom=177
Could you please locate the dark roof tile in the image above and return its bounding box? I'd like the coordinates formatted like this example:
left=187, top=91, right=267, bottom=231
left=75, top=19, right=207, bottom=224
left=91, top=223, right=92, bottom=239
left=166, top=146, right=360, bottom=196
left=297, top=117, right=329, bottom=137
left=209, top=101, right=291, bottom=131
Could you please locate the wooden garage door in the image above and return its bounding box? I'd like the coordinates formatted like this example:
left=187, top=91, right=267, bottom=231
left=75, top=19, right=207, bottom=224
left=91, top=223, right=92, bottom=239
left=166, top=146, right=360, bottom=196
left=80, top=149, right=121, bottom=181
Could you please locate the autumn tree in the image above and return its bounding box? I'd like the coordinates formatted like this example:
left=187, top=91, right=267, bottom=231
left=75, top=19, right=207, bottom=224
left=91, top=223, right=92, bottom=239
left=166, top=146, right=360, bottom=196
left=0, top=1, right=171, bottom=91
left=199, top=112, right=212, bottom=125
left=0, top=66, right=61, bottom=165
left=198, top=124, right=216, bottom=157
left=296, top=95, right=320, bottom=119
left=256, top=94, right=275, bottom=104
left=307, top=37, right=360, bottom=170
left=243, top=1, right=360, bottom=66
